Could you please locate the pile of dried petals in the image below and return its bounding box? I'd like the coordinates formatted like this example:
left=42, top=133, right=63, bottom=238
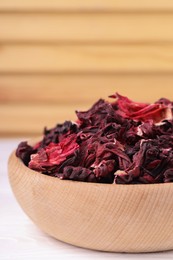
left=16, top=93, right=173, bottom=184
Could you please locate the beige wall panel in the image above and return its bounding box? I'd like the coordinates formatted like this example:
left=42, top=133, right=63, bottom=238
left=1, top=44, right=173, bottom=73
left=0, top=104, right=88, bottom=136
left=0, top=0, right=173, bottom=11
left=1, top=14, right=173, bottom=42
left=0, top=74, right=173, bottom=104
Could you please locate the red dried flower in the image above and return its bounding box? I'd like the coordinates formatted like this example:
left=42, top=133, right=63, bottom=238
left=110, top=93, right=173, bottom=123
left=29, top=134, right=79, bottom=171
left=16, top=92, right=173, bottom=184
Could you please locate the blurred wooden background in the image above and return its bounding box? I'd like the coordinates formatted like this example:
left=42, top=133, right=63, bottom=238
left=0, top=0, right=173, bottom=136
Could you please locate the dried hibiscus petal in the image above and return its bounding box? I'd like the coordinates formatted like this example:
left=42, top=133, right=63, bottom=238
left=110, top=92, right=173, bottom=123
left=16, top=92, right=173, bottom=184
left=15, top=141, right=34, bottom=166
left=29, top=134, right=79, bottom=171
left=61, top=166, right=96, bottom=182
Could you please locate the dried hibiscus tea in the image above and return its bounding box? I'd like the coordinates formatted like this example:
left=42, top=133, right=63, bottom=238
left=16, top=92, right=173, bottom=184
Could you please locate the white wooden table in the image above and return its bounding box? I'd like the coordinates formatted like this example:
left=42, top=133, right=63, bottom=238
left=1, top=139, right=173, bottom=260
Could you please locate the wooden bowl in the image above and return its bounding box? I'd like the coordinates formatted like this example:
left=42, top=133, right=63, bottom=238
left=8, top=149, right=173, bottom=253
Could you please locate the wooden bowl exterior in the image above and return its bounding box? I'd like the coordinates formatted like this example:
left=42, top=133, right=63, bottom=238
left=8, top=151, right=173, bottom=253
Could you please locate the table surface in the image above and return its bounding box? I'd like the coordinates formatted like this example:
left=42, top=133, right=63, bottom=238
left=1, top=139, right=173, bottom=260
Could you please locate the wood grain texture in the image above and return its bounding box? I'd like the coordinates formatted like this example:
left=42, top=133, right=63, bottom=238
left=8, top=150, right=173, bottom=252
left=0, top=74, right=173, bottom=104
left=1, top=0, right=173, bottom=11
left=1, top=44, right=173, bottom=73
left=1, top=14, right=173, bottom=42
left=0, top=104, right=88, bottom=136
